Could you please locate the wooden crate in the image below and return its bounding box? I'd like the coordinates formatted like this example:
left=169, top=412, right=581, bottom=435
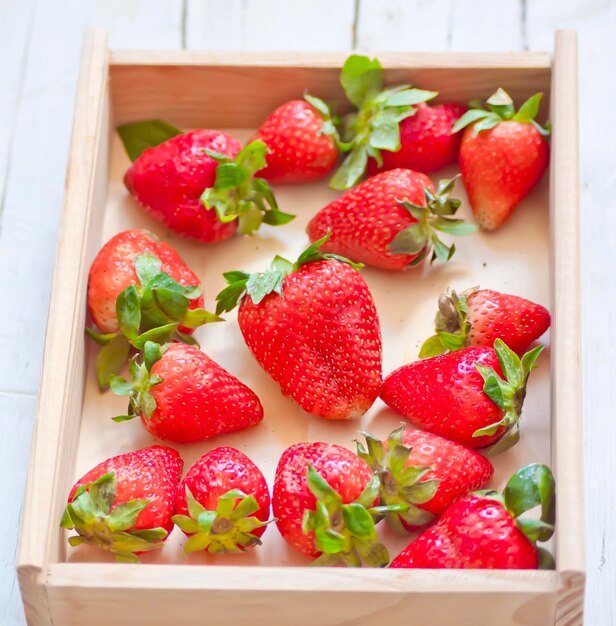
left=17, top=30, right=584, bottom=626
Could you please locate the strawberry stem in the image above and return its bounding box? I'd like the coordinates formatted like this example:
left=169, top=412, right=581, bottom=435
left=172, top=486, right=274, bottom=554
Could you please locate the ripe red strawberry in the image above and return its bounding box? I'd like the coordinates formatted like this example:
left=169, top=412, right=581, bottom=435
left=420, top=287, right=551, bottom=358
left=357, top=426, right=493, bottom=533
left=110, top=342, right=263, bottom=443
left=172, top=447, right=272, bottom=554
left=453, top=89, right=550, bottom=230
left=86, top=229, right=219, bottom=389
left=307, top=169, right=475, bottom=270
left=251, top=98, right=338, bottom=183
left=273, top=442, right=389, bottom=566
left=381, top=339, right=543, bottom=452
left=88, top=229, right=204, bottom=334
left=390, top=463, right=555, bottom=569
left=61, top=445, right=183, bottom=562
left=367, top=102, right=467, bottom=175
left=120, top=123, right=293, bottom=242
left=216, top=236, right=382, bottom=420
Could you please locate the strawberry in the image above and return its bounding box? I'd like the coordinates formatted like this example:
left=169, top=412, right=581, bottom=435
left=272, top=442, right=389, bottom=566
left=367, top=102, right=467, bottom=175
left=307, top=169, right=475, bottom=270
left=420, top=287, right=551, bottom=358
left=319, top=54, right=438, bottom=189
left=251, top=98, right=338, bottom=183
left=390, top=463, right=555, bottom=569
left=357, top=425, right=494, bottom=533
left=110, top=342, right=263, bottom=443
left=215, top=236, right=382, bottom=420
left=453, top=88, right=550, bottom=230
left=86, top=229, right=219, bottom=388
left=381, top=339, right=543, bottom=452
left=61, top=445, right=183, bottom=562
left=172, top=447, right=272, bottom=554
left=119, top=121, right=293, bottom=242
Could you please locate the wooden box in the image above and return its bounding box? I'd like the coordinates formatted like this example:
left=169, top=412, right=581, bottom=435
left=17, top=30, right=584, bottom=626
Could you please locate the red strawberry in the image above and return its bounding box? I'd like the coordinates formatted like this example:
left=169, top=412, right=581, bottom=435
left=323, top=54, right=438, bottom=189
left=390, top=463, right=555, bottom=569
left=61, top=445, right=183, bottom=562
left=172, top=447, right=272, bottom=554
left=367, top=102, right=467, bottom=175
left=307, top=169, right=475, bottom=270
left=357, top=426, right=494, bottom=533
left=120, top=123, right=293, bottom=242
left=86, top=229, right=219, bottom=389
left=420, top=287, right=551, bottom=358
left=110, top=342, right=263, bottom=443
left=251, top=98, right=338, bottom=184
left=453, top=89, right=550, bottom=230
left=381, top=339, right=543, bottom=452
left=272, top=442, right=388, bottom=566
left=216, top=236, right=382, bottom=420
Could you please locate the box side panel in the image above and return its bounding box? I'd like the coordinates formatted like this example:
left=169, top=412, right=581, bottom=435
left=45, top=565, right=559, bottom=626
left=109, top=61, right=550, bottom=128
left=46, top=586, right=557, bottom=626
left=16, top=30, right=110, bottom=625
left=550, top=30, right=585, bottom=626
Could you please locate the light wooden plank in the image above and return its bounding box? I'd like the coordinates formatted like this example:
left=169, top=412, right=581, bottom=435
left=185, top=0, right=355, bottom=51
left=0, top=392, right=37, bottom=626
left=356, top=0, right=524, bottom=52
left=0, top=0, right=36, bottom=232
left=526, top=4, right=616, bottom=626
left=0, top=0, right=184, bottom=396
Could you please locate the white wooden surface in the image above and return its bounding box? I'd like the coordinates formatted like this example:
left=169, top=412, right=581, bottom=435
left=0, top=1, right=613, bottom=624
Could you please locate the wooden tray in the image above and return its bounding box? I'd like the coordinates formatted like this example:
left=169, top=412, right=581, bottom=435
left=17, top=30, right=584, bottom=626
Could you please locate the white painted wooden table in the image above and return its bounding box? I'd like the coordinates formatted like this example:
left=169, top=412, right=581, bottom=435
left=0, top=1, right=613, bottom=624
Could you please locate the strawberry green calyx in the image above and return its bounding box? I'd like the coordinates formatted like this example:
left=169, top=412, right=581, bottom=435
left=356, top=426, right=438, bottom=534
left=475, top=463, right=555, bottom=569
left=172, top=487, right=274, bottom=554
left=302, top=464, right=394, bottom=567
left=61, top=472, right=167, bottom=563
left=330, top=54, right=438, bottom=190
left=87, top=251, right=221, bottom=390
left=109, top=341, right=165, bottom=422
left=473, top=339, right=544, bottom=454
left=117, top=119, right=182, bottom=161
left=389, top=176, right=477, bottom=265
left=214, top=232, right=362, bottom=314
left=419, top=287, right=478, bottom=358
left=201, top=140, right=295, bottom=235
left=452, top=88, right=551, bottom=136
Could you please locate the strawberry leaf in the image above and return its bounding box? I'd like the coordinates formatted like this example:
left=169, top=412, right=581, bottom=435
left=96, top=335, right=130, bottom=389
left=117, top=119, right=182, bottom=161
left=340, top=55, right=383, bottom=107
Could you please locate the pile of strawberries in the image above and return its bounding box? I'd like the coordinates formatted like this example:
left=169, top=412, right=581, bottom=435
left=63, top=55, right=555, bottom=570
